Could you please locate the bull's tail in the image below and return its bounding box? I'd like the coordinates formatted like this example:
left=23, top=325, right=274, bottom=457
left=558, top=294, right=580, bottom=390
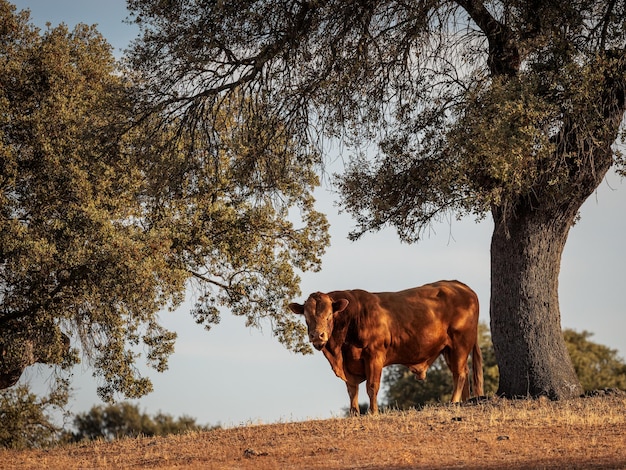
left=472, top=340, right=484, bottom=397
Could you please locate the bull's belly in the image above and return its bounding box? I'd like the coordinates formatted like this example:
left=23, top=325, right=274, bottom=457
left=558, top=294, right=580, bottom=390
left=386, top=347, right=444, bottom=379
left=386, top=338, right=447, bottom=365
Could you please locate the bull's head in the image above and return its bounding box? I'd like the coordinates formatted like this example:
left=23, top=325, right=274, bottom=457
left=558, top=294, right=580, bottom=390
left=289, top=292, right=349, bottom=350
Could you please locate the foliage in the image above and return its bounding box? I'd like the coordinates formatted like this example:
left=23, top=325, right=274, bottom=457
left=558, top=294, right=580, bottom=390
left=0, top=383, right=69, bottom=450
left=134, top=93, right=329, bottom=353
left=0, top=0, right=185, bottom=400
left=0, top=387, right=211, bottom=449
left=338, top=18, right=626, bottom=241
left=384, top=328, right=626, bottom=409
left=71, top=402, right=211, bottom=442
left=565, top=330, right=626, bottom=392
left=126, top=0, right=626, bottom=237
left=1, top=1, right=328, bottom=401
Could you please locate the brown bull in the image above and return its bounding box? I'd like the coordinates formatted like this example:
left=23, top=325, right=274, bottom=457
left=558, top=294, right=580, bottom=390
left=289, top=280, right=483, bottom=415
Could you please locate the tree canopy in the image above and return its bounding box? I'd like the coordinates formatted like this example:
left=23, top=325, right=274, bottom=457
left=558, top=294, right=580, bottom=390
left=0, top=1, right=328, bottom=402
left=125, top=0, right=626, bottom=399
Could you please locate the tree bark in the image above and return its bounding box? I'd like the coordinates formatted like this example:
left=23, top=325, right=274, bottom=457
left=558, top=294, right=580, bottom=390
left=490, top=202, right=585, bottom=399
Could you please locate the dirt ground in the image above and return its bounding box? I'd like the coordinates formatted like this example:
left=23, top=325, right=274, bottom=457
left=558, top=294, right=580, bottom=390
left=2, top=391, right=625, bottom=469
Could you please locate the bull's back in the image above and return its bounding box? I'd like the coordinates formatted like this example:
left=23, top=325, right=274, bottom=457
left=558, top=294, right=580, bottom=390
left=332, top=280, right=478, bottom=345
left=376, top=280, right=477, bottom=324
left=368, top=281, right=479, bottom=364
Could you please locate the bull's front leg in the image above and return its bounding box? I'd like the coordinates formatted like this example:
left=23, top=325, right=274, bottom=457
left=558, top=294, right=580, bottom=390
left=346, top=382, right=359, bottom=416
left=366, top=380, right=380, bottom=414
left=365, top=356, right=384, bottom=414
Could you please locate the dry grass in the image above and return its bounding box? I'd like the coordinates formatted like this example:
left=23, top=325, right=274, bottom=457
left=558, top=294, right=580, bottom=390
left=2, top=391, right=625, bottom=469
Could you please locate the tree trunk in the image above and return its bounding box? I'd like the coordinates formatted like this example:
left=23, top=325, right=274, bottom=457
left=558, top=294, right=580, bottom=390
left=487, top=47, right=626, bottom=399
left=490, top=204, right=584, bottom=399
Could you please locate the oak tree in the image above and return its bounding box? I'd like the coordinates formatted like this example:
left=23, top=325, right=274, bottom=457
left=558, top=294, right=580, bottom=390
left=127, top=0, right=626, bottom=398
left=1, top=1, right=327, bottom=402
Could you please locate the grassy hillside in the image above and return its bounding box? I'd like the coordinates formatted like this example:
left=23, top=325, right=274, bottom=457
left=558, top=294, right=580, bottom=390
left=2, top=391, right=625, bottom=469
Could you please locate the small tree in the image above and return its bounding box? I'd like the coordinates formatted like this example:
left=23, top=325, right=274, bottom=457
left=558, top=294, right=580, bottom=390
left=565, top=330, right=626, bottom=392
left=0, top=383, right=69, bottom=449
left=1, top=1, right=183, bottom=399
left=71, top=403, right=210, bottom=442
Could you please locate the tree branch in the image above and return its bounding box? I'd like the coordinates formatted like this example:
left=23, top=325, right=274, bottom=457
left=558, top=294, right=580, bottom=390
left=600, top=0, right=618, bottom=50
left=189, top=270, right=232, bottom=292
left=455, top=0, right=520, bottom=76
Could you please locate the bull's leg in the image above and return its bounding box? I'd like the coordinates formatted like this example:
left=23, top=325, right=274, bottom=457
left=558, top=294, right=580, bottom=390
left=365, top=357, right=384, bottom=414
left=444, top=348, right=470, bottom=403
left=451, top=364, right=470, bottom=402
left=452, top=374, right=466, bottom=402
left=366, top=381, right=379, bottom=414
left=461, top=368, right=471, bottom=401
left=346, top=382, right=360, bottom=416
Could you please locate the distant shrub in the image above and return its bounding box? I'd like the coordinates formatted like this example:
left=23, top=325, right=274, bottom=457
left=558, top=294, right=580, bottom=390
left=71, top=402, right=213, bottom=442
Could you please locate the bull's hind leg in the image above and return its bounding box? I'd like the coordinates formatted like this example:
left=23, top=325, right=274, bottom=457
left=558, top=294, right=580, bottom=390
left=461, top=366, right=471, bottom=400
left=443, top=347, right=470, bottom=403
left=364, top=356, right=385, bottom=414
left=450, top=365, right=469, bottom=403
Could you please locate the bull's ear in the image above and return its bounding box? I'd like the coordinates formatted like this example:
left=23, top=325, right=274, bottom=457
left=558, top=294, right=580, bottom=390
left=288, top=302, right=305, bottom=315
left=332, top=299, right=349, bottom=314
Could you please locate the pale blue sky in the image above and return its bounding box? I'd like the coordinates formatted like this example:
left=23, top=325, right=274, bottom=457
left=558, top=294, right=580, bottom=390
left=11, top=1, right=626, bottom=427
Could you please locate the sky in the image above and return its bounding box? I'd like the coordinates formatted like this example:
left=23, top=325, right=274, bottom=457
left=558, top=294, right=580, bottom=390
left=11, top=0, right=626, bottom=428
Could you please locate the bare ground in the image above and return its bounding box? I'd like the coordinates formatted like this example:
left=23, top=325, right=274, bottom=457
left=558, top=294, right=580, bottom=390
left=2, top=391, right=625, bottom=469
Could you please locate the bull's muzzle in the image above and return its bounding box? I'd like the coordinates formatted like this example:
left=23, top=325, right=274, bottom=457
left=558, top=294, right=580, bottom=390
left=309, top=331, right=328, bottom=350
